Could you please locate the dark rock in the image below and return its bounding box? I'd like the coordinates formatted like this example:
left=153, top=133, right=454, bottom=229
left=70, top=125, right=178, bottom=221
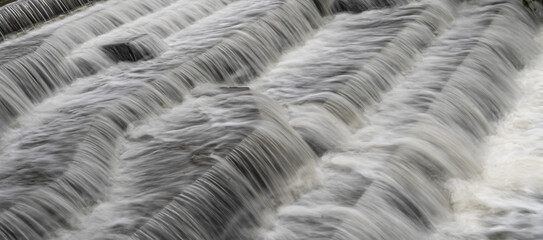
left=101, top=34, right=167, bottom=62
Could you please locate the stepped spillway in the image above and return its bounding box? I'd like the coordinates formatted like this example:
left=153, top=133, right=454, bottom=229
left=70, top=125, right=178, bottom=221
left=0, top=0, right=542, bottom=239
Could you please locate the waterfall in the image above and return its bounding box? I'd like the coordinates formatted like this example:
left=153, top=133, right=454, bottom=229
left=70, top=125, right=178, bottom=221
left=434, top=30, right=543, bottom=240
left=0, top=0, right=541, bottom=239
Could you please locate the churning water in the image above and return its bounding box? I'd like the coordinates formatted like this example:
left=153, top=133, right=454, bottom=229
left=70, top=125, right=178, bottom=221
left=0, top=0, right=541, bottom=239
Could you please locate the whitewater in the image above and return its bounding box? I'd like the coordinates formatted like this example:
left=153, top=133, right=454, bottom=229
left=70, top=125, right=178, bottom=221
left=0, top=0, right=541, bottom=239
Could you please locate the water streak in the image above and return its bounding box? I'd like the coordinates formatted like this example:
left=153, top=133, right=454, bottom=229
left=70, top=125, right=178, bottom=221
left=0, top=0, right=541, bottom=239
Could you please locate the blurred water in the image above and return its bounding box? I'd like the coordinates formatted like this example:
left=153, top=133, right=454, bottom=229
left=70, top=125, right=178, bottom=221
left=0, top=0, right=540, bottom=239
left=434, top=31, right=543, bottom=240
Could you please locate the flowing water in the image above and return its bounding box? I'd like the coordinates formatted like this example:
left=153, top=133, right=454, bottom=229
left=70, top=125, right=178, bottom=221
left=0, top=0, right=541, bottom=239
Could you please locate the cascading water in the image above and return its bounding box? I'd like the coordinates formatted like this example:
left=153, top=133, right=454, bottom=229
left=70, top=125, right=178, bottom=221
left=0, top=0, right=541, bottom=239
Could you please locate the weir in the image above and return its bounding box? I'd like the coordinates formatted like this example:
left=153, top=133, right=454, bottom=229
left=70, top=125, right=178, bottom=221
left=0, top=0, right=541, bottom=239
